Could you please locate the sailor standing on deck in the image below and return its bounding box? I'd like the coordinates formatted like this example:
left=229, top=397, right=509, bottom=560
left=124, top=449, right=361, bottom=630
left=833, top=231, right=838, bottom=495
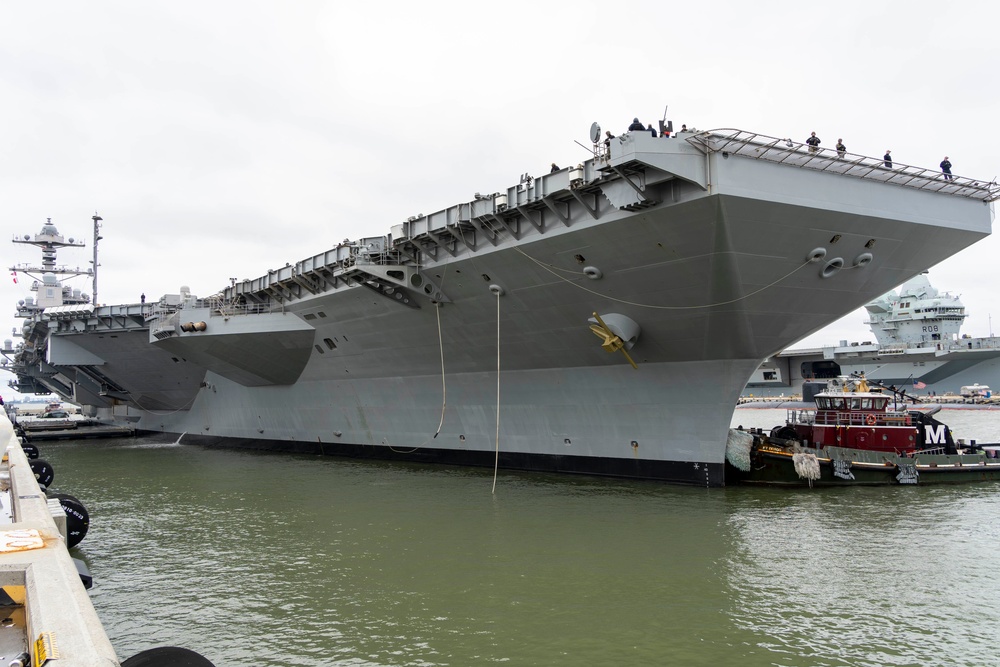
left=884, top=150, right=893, bottom=168
left=941, top=156, right=953, bottom=180
left=806, top=132, right=821, bottom=153
left=628, top=117, right=645, bottom=131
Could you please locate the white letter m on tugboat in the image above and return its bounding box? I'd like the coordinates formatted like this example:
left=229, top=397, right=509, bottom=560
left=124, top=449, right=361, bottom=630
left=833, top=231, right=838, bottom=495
left=924, top=424, right=948, bottom=445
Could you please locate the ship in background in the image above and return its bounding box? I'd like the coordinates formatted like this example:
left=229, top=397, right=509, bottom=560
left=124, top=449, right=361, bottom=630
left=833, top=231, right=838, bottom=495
left=746, top=273, right=1000, bottom=398
left=4, top=126, right=998, bottom=486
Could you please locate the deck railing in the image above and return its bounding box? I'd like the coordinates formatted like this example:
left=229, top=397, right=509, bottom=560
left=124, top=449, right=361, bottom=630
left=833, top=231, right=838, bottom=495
left=688, top=129, right=1000, bottom=202
left=789, top=409, right=913, bottom=428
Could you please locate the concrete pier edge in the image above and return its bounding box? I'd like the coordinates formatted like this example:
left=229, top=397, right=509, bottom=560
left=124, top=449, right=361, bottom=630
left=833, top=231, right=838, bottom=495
left=0, top=411, right=120, bottom=666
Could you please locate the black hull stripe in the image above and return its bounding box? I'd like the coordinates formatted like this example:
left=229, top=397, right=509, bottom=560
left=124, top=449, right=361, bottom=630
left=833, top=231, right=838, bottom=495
left=155, top=431, right=726, bottom=487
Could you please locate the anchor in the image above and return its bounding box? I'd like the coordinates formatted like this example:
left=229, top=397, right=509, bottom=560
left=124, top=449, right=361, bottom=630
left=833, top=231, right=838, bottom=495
left=589, top=311, right=639, bottom=369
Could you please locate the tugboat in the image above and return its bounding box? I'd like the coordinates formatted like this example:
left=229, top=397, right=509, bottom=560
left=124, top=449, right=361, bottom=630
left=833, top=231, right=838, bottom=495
left=727, top=375, right=1000, bottom=486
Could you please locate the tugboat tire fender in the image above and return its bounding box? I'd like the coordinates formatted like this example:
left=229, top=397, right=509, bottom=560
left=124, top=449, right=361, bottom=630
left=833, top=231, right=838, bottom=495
left=771, top=425, right=798, bottom=442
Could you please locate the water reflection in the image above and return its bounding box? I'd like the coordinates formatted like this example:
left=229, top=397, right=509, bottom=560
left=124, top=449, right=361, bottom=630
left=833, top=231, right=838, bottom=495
left=38, top=435, right=1000, bottom=666
left=723, top=486, right=1000, bottom=666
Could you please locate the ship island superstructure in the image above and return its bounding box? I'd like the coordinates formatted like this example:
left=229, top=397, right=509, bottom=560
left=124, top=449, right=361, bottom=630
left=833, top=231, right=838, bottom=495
left=5, top=127, right=998, bottom=486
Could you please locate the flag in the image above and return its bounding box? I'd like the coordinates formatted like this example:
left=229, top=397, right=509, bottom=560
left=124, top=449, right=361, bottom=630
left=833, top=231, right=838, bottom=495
left=10, top=271, right=16, bottom=284
left=913, top=379, right=927, bottom=389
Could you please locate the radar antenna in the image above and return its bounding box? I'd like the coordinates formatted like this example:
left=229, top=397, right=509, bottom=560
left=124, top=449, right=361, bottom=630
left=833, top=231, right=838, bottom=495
left=92, top=213, right=102, bottom=306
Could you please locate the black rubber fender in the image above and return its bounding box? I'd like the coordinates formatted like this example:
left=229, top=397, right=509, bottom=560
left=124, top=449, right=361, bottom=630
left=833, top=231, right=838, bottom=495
left=770, top=425, right=798, bottom=441
left=54, top=493, right=90, bottom=548
left=121, top=647, right=216, bottom=667
left=20, top=443, right=39, bottom=459
left=72, top=556, right=93, bottom=589
left=29, top=459, right=55, bottom=487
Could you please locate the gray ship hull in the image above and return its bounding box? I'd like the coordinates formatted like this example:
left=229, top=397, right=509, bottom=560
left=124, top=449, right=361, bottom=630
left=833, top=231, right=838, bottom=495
left=150, top=359, right=752, bottom=485
left=14, top=129, right=997, bottom=485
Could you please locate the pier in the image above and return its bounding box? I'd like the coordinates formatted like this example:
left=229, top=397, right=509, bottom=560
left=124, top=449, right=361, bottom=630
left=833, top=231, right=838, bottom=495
left=17, top=424, right=136, bottom=443
left=0, top=412, right=119, bottom=666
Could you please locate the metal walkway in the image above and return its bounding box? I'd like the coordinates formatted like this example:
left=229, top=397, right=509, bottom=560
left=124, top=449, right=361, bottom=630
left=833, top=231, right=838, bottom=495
left=689, top=129, right=1000, bottom=202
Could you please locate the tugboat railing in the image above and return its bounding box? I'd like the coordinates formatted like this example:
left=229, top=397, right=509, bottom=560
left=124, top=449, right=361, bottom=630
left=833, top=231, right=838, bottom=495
left=791, top=410, right=913, bottom=428
left=688, top=129, right=1000, bottom=202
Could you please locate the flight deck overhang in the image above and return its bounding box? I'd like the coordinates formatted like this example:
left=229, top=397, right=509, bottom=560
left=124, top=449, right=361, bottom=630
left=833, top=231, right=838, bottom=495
left=151, top=308, right=315, bottom=387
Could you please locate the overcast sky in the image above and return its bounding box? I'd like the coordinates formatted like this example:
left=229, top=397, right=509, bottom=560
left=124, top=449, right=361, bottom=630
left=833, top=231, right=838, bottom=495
left=3, top=1, right=999, bottom=398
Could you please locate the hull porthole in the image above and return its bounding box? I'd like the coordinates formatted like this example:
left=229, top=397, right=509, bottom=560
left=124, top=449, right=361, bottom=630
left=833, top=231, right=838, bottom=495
left=583, top=266, right=603, bottom=280
left=853, top=252, right=874, bottom=267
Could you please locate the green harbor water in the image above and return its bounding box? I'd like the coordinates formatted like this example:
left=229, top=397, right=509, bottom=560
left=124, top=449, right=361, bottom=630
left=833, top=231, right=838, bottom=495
left=40, top=421, right=1000, bottom=667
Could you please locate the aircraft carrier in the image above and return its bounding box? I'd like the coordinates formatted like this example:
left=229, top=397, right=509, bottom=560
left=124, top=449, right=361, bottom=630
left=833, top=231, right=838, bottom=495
left=6, top=127, right=998, bottom=485
left=747, top=273, right=1000, bottom=398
